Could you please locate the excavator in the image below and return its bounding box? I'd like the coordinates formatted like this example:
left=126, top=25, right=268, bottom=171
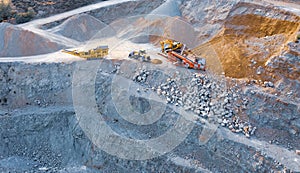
left=159, top=39, right=206, bottom=70
left=160, top=39, right=183, bottom=53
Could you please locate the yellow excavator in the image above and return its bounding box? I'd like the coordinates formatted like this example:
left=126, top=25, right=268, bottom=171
left=62, top=46, right=109, bottom=59
left=160, top=39, right=184, bottom=53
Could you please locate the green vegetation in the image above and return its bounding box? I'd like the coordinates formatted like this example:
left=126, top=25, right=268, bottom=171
left=0, top=2, right=12, bottom=22
left=0, top=2, right=35, bottom=24
left=15, top=7, right=35, bottom=24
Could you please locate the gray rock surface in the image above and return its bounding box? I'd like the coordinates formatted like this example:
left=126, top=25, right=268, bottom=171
left=0, top=60, right=298, bottom=172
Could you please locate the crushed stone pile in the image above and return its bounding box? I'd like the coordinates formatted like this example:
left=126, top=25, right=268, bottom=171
left=51, top=14, right=107, bottom=42
left=133, top=68, right=256, bottom=138
left=0, top=23, right=64, bottom=57
left=149, top=0, right=181, bottom=17
left=107, top=15, right=198, bottom=48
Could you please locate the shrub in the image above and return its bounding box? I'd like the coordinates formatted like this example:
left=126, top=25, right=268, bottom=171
left=15, top=7, right=35, bottom=24
left=0, top=2, right=12, bottom=22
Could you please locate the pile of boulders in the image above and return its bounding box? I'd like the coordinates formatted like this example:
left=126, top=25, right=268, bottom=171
left=225, top=116, right=257, bottom=137
left=132, top=69, right=256, bottom=137
left=263, top=81, right=274, bottom=88
left=154, top=78, right=183, bottom=106
left=218, top=82, right=257, bottom=137
left=181, top=74, right=212, bottom=118
left=133, top=69, right=150, bottom=83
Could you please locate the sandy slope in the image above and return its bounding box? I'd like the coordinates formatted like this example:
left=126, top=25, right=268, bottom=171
left=0, top=23, right=65, bottom=57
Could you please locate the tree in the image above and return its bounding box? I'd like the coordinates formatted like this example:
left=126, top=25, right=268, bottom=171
left=0, top=2, right=12, bottom=22
left=15, top=7, right=35, bottom=24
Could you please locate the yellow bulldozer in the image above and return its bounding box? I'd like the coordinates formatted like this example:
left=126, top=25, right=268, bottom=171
left=62, top=45, right=109, bottom=59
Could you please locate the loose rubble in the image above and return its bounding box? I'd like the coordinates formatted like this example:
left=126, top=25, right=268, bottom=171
left=155, top=77, right=183, bottom=106
left=263, top=81, right=274, bottom=88
left=133, top=69, right=150, bottom=83
left=132, top=69, right=256, bottom=137
left=256, top=66, right=264, bottom=75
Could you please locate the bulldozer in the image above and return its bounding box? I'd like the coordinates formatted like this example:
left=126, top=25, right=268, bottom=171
left=62, top=45, right=109, bottom=59
left=128, top=50, right=151, bottom=62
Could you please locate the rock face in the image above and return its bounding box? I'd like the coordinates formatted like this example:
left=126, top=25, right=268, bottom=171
left=180, top=0, right=241, bottom=44
left=245, top=88, right=300, bottom=150
left=0, top=62, right=73, bottom=108
left=1, top=60, right=297, bottom=172
left=51, top=14, right=107, bottom=42
left=190, top=1, right=300, bottom=80
left=0, top=23, right=64, bottom=57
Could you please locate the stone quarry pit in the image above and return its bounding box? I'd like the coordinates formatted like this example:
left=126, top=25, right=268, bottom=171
left=0, top=0, right=300, bottom=172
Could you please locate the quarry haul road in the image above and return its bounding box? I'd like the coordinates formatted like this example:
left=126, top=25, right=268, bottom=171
left=17, top=0, right=142, bottom=48
left=263, top=0, right=300, bottom=15
left=19, top=0, right=140, bottom=28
